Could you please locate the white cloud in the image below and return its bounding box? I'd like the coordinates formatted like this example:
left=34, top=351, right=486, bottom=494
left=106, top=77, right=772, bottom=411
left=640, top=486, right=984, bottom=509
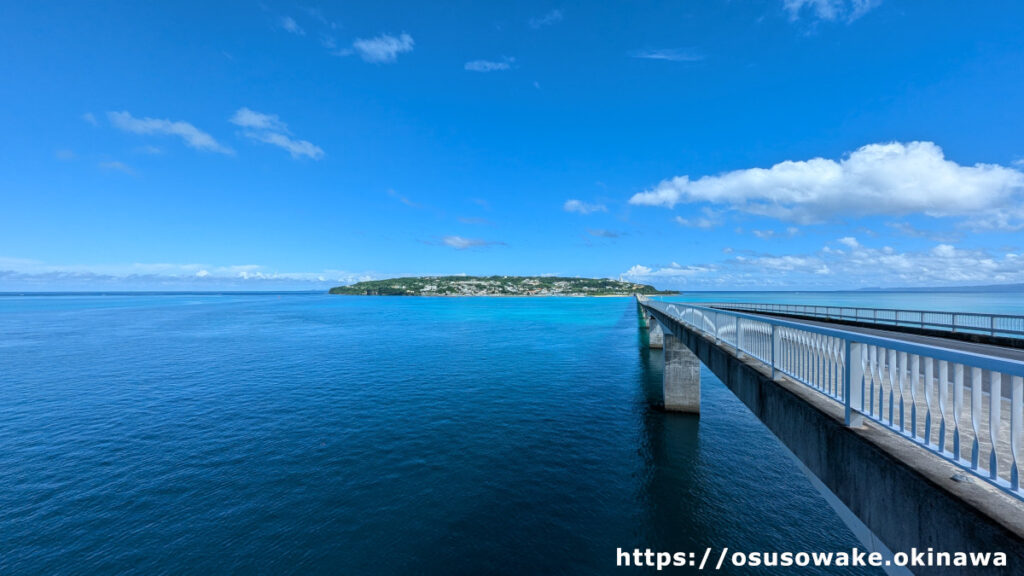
left=281, top=16, right=305, bottom=35
left=440, top=236, right=502, bottom=249
left=0, top=259, right=384, bottom=290
left=620, top=240, right=1024, bottom=290
left=588, top=229, right=621, bottom=238
left=621, top=263, right=713, bottom=281
left=55, top=149, right=75, bottom=160
left=529, top=9, right=564, bottom=29
left=351, top=33, right=414, bottom=63
left=564, top=199, right=607, bottom=214
left=629, top=48, right=705, bottom=62
left=108, top=111, right=233, bottom=154
left=838, top=236, right=859, bottom=248
left=465, top=57, right=515, bottom=72
left=675, top=215, right=715, bottom=229
left=783, top=0, right=881, bottom=22
left=230, top=108, right=324, bottom=160
left=82, top=112, right=98, bottom=126
left=630, top=141, right=1024, bottom=227
left=230, top=108, right=288, bottom=132
left=246, top=131, right=324, bottom=160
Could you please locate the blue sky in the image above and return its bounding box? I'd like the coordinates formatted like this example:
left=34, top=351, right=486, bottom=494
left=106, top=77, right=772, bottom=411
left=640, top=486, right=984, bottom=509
left=2, top=0, right=1024, bottom=291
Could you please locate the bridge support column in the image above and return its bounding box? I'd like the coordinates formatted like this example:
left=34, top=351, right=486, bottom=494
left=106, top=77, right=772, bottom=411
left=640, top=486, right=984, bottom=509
left=648, top=316, right=664, bottom=349
left=663, top=330, right=700, bottom=413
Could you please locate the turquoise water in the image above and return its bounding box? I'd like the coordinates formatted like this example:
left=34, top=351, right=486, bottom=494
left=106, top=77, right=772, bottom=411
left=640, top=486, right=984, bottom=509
left=9, top=292, right=1011, bottom=574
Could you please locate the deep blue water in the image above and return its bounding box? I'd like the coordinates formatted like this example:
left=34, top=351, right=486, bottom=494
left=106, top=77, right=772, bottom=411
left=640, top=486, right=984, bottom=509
left=4, top=292, right=995, bottom=574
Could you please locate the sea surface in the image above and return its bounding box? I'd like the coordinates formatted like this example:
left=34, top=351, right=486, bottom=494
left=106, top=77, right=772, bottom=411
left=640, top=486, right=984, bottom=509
left=4, top=291, right=1016, bottom=574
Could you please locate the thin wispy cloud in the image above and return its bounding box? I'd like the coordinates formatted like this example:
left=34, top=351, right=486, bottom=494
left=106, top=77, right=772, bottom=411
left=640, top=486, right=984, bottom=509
left=108, top=111, right=234, bottom=154
left=675, top=215, right=716, bottom=229
left=281, top=16, right=305, bottom=35
left=783, top=0, right=882, bottom=23
left=588, top=229, right=621, bottom=238
left=675, top=207, right=722, bottom=229
left=0, top=258, right=382, bottom=290
left=564, top=199, right=607, bottom=214
left=629, top=48, right=706, bottom=62
left=351, top=33, right=414, bottom=63
left=630, top=141, right=1024, bottom=228
left=82, top=112, right=98, bottom=126
left=441, top=236, right=504, bottom=250
left=753, top=227, right=800, bottom=239
left=465, top=57, right=515, bottom=72
left=229, top=108, right=324, bottom=160
left=230, top=108, right=289, bottom=132
left=388, top=189, right=419, bottom=208
left=55, top=149, right=75, bottom=160
left=529, top=9, right=563, bottom=29
left=99, top=160, right=134, bottom=174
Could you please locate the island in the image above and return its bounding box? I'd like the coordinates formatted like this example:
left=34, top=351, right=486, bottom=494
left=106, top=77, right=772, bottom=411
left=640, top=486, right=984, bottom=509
left=328, top=276, right=677, bottom=296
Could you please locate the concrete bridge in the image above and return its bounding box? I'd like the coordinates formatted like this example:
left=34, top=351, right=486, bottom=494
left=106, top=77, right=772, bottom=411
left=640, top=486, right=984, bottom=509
left=636, top=297, right=1024, bottom=575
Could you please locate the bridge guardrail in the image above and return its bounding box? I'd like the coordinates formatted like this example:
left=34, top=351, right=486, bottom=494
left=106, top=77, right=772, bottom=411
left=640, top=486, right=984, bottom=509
left=703, top=302, right=1024, bottom=339
left=642, top=300, right=1024, bottom=501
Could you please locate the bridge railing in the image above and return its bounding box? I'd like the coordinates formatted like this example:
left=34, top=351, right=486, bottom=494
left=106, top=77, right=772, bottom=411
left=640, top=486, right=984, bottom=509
left=644, top=301, right=1024, bottom=500
left=702, top=302, right=1024, bottom=339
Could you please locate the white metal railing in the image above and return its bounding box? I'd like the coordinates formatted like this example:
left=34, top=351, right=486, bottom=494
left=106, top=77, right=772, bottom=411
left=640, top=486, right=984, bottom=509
left=643, top=300, right=1024, bottom=500
left=704, top=302, right=1024, bottom=339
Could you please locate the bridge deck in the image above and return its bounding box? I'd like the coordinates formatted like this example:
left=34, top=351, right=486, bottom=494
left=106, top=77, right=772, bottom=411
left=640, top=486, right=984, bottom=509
left=745, top=311, right=1022, bottom=481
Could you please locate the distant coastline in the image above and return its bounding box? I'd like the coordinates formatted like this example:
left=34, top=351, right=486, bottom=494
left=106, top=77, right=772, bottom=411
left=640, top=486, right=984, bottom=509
left=328, top=275, right=678, bottom=297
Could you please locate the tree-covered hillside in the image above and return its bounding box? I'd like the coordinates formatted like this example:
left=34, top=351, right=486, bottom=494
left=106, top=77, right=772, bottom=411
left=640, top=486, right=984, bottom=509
left=329, top=276, right=676, bottom=296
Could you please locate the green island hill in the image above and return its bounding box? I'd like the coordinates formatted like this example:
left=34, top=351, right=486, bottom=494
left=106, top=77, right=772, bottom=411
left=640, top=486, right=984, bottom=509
left=328, top=276, right=678, bottom=296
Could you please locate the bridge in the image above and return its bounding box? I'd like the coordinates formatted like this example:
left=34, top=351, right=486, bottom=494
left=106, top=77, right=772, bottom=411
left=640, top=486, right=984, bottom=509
left=636, top=298, right=1024, bottom=575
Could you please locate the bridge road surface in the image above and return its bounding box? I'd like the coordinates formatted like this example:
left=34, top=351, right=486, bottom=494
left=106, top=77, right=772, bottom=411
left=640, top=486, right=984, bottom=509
left=721, top=310, right=1022, bottom=481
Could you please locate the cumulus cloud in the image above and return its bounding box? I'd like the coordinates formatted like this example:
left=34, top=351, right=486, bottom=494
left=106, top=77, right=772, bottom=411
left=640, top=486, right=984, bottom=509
left=441, top=236, right=503, bottom=250
left=529, top=9, right=564, bottom=29
left=630, top=141, right=1024, bottom=227
left=281, top=16, right=305, bottom=35
left=629, top=48, right=705, bottom=62
left=230, top=108, right=324, bottom=160
left=564, top=199, right=607, bottom=214
left=783, top=0, right=881, bottom=22
left=465, top=57, right=515, bottom=72
left=108, top=111, right=233, bottom=154
left=352, top=33, right=414, bottom=63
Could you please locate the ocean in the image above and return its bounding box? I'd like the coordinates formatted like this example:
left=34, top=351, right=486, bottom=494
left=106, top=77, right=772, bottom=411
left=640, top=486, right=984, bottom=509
left=4, top=291, right=1012, bottom=574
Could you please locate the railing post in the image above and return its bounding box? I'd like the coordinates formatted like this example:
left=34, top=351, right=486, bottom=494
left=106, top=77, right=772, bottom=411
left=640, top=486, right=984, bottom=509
left=770, top=324, right=779, bottom=381
left=735, top=315, right=743, bottom=358
left=844, top=340, right=864, bottom=427
left=991, top=316, right=997, bottom=336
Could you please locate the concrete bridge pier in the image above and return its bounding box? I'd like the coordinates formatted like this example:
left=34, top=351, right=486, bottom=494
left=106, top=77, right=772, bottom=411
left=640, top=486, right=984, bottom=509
left=648, top=316, right=664, bottom=349
left=663, top=328, right=700, bottom=414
